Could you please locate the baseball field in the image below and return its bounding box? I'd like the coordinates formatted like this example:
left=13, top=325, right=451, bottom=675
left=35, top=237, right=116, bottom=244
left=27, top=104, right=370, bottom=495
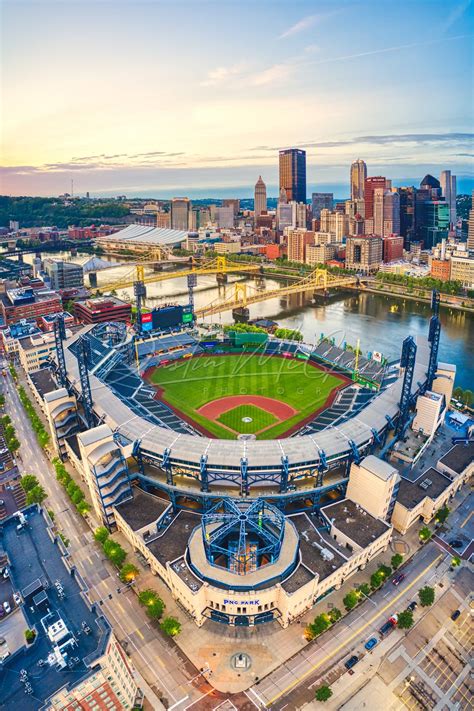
left=148, top=353, right=346, bottom=439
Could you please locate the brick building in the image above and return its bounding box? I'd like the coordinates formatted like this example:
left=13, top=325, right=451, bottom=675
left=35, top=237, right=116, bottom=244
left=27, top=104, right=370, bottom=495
left=382, top=234, right=404, bottom=263
left=0, top=288, right=62, bottom=326
left=345, top=235, right=383, bottom=273
left=74, top=296, right=132, bottom=324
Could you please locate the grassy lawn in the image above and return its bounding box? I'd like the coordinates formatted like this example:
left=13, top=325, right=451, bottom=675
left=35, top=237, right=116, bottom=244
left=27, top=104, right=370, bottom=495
left=150, top=354, right=344, bottom=439
left=217, top=404, right=277, bottom=434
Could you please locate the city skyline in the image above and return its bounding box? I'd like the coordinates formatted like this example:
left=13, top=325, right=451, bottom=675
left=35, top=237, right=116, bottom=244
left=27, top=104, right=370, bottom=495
left=1, top=0, right=473, bottom=197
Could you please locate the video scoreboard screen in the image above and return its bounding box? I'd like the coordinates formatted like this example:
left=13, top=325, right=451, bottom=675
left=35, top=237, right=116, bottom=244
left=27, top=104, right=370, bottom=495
left=141, top=304, right=195, bottom=332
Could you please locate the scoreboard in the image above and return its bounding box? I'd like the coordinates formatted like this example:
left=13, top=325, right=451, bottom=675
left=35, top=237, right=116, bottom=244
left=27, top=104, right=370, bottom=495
left=141, top=304, right=194, bottom=332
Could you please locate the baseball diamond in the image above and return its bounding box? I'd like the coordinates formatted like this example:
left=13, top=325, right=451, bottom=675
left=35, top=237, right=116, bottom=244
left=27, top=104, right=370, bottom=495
left=148, top=353, right=347, bottom=439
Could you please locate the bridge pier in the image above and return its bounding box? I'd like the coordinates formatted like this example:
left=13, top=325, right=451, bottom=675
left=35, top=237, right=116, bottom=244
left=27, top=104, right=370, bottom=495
left=216, top=272, right=227, bottom=284
left=153, top=263, right=164, bottom=272
left=232, top=307, right=249, bottom=323
left=88, top=272, right=98, bottom=288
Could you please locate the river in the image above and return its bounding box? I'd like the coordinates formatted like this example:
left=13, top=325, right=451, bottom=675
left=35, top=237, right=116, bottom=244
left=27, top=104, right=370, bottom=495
left=18, top=250, right=474, bottom=389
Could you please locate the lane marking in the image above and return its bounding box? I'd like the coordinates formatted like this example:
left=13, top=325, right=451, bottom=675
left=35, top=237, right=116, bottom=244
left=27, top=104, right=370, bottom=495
left=264, top=554, right=443, bottom=707
left=460, top=510, right=472, bottom=528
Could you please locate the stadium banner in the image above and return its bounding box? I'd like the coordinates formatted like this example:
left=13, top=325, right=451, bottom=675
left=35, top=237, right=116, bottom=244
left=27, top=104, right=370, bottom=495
left=372, top=351, right=383, bottom=363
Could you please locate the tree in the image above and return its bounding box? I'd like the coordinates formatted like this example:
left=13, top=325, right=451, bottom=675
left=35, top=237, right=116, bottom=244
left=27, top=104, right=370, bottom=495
left=119, top=563, right=140, bottom=583
left=450, top=556, right=461, bottom=568
left=7, top=436, right=20, bottom=453
left=24, top=629, right=36, bottom=644
left=328, top=607, right=342, bottom=623
left=462, top=389, right=473, bottom=406
left=138, top=589, right=165, bottom=620
left=70, top=488, right=85, bottom=505
left=356, top=583, right=371, bottom=598
left=391, top=553, right=404, bottom=570
left=308, top=614, right=330, bottom=638
left=418, top=586, right=435, bottom=607
left=26, top=485, right=47, bottom=505
left=77, top=501, right=91, bottom=517
left=94, top=526, right=110, bottom=543
left=20, top=474, right=39, bottom=493
left=343, top=591, right=359, bottom=611
left=435, top=505, right=450, bottom=525
left=315, top=685, right=333, bottom=702
left=103, top=539, right=127, bottom=568
left=160, top=616, right=181, bottom=637
left=397, top=610, right=414, bottom=629
left=419, top=527, right=432, bottom=543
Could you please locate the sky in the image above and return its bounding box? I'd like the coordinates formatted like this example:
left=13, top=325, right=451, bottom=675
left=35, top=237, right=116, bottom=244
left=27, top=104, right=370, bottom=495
left=1, top=0, right=473, bottom=198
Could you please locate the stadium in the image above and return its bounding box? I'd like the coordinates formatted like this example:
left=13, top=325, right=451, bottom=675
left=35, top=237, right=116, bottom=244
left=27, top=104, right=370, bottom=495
left=40, top=301, right=447, bottom=627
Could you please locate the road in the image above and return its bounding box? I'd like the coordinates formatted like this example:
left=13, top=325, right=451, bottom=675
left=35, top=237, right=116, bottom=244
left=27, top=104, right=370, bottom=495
left=1, top=366, right=215, bottom=710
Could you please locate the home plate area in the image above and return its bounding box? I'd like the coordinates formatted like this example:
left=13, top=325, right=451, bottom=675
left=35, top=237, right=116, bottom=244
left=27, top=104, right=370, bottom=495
left=197, top=396, right=297, bottom=435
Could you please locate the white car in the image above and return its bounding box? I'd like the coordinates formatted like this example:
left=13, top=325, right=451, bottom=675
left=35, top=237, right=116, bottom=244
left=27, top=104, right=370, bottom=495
left=3, top=601, right=11, bottom=614
left=13, top=592, right=22, bottom=606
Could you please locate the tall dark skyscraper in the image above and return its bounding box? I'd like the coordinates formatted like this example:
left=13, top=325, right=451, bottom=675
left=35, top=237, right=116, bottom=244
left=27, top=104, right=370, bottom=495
left=279, top=148, right=306, bottom=203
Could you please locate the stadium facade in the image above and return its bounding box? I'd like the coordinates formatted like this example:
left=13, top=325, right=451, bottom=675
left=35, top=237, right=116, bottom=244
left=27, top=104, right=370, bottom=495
left=35, top=315, right=471, bottom=628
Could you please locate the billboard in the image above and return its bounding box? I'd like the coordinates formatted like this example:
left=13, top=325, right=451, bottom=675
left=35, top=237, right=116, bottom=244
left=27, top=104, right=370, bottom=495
left=141, top=312, right=153, bottom=332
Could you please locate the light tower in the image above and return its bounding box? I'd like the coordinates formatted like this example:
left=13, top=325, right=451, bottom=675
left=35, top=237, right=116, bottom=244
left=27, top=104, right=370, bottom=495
left=53, top=313, right=68, bottom=388
left=134, top=264, right=147, bottom=336
left=396, top=336, right=417, bottom=434
left=426, top=290, right=441, bottom=390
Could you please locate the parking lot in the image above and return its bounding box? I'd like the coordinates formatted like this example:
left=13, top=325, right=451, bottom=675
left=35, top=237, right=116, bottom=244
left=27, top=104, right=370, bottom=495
left=385, top=568, right=473, bottom=711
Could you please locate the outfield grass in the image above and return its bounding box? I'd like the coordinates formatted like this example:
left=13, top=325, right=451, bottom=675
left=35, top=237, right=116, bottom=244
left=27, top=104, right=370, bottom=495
left=150, top=354, right=345, bottom=439
left=217, top=404, right=277, bottom=434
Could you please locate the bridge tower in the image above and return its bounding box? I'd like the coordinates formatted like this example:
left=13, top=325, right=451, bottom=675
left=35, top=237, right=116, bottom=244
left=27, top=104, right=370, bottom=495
left=216, top=255, right=228, bottom=284
left=396, top=336, right=417, bottom=435
left=76, top=336, right=95, bottom=429
left=134, top=264, right=147, bottom=336
left=426, top=290, right=441, bottom=391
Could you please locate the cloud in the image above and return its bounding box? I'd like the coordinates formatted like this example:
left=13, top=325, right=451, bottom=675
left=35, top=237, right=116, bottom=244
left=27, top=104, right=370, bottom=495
left=251, top=132, right=474, bottom=152
left=278, top=13, right=322, bottom=39
left=251, top=63, right=294, bottom=86
left=200, top=62, right=248, bottom=87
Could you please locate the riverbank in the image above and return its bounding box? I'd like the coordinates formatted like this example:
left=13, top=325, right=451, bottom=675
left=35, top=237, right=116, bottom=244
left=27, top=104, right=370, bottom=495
left=360, top=283, right=474, bottom=313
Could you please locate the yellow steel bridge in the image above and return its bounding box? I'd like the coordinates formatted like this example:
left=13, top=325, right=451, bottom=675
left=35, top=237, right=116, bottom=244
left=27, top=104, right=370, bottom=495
left=89, top=256, right=261, bottom=293
left=195, top=269, right=358, bottom=318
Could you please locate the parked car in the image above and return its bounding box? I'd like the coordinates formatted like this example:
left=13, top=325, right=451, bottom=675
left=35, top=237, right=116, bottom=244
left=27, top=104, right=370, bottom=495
left=451, top=609, right=461, bottom=621
left=379, top=614, right=398, bottom=636
left=13, top=592, right=22, bottom=606
left=449, top=539, right=464, bottom=549
left=407, top=601, right=418, bottom=611
left=392, top=573, right=405, bottom=586
left=364, top=637, right=378, bottom=651
left=344, top=655, right=360, bottom=670
left=2, top=568, right=9, bottom=579
left=2, top=601, right=10, bottom=614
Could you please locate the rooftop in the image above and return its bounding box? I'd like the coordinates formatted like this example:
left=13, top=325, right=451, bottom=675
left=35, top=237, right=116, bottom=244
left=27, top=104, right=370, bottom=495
left=75, top=296, right=130, bottom=312
left=29, top=368, right=58, bottom=398
left=438, top=442, right=474, bottom=474
left=114, top=487, right=169, bottom=531
left=359, top=455, right=399, bottom=482
left=281, top=562, right=315, bottom=594
left=396, top=467, right=453, bottom=509
left=321, top=499, right=391, bottom=549
left=147, top=510, right=200, bottom=567
left=290, top=514, right=347, bottom=580
left=0, top=507, right=111, bottom=711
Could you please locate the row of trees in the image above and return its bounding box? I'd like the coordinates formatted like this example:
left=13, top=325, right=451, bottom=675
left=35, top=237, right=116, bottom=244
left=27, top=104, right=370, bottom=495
left=1, top=414, right=20, bottom=453
left=274, top=327, right=303, bottom=341
left=52, top=458, right=90, bottom=517
left=313, top=585, right=436, bottom=703
left=94, top=528, right=181, bottom=638
left=17, top=386, right=50, bottom=448
left=223, top=323, right=266, bottom=334
left=0, top=196, right=130, bottom=228
left=375, top=271, right=463, bottom=296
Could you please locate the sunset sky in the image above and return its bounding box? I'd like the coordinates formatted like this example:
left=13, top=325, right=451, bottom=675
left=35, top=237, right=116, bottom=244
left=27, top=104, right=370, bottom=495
left=1, top=0, right=473, bottom=197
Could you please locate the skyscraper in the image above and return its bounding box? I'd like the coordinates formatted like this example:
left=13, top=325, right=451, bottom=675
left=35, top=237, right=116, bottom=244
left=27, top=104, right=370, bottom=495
left=171, top=197, right=191, bottom=230
left=397, top=186, right=417, bottom=247
left=254, top=176, right=267, bottom=218
left=279, top=148, right=306, bottom=203
left=440, top=170, right=457, bottom=226
left=467, top=190, right=474, bottom=252
left=311, top=192, right=333, bottom=219
left=364, top=177, right=389, bottom=220
left=350, top=159, right=367, bottom=200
